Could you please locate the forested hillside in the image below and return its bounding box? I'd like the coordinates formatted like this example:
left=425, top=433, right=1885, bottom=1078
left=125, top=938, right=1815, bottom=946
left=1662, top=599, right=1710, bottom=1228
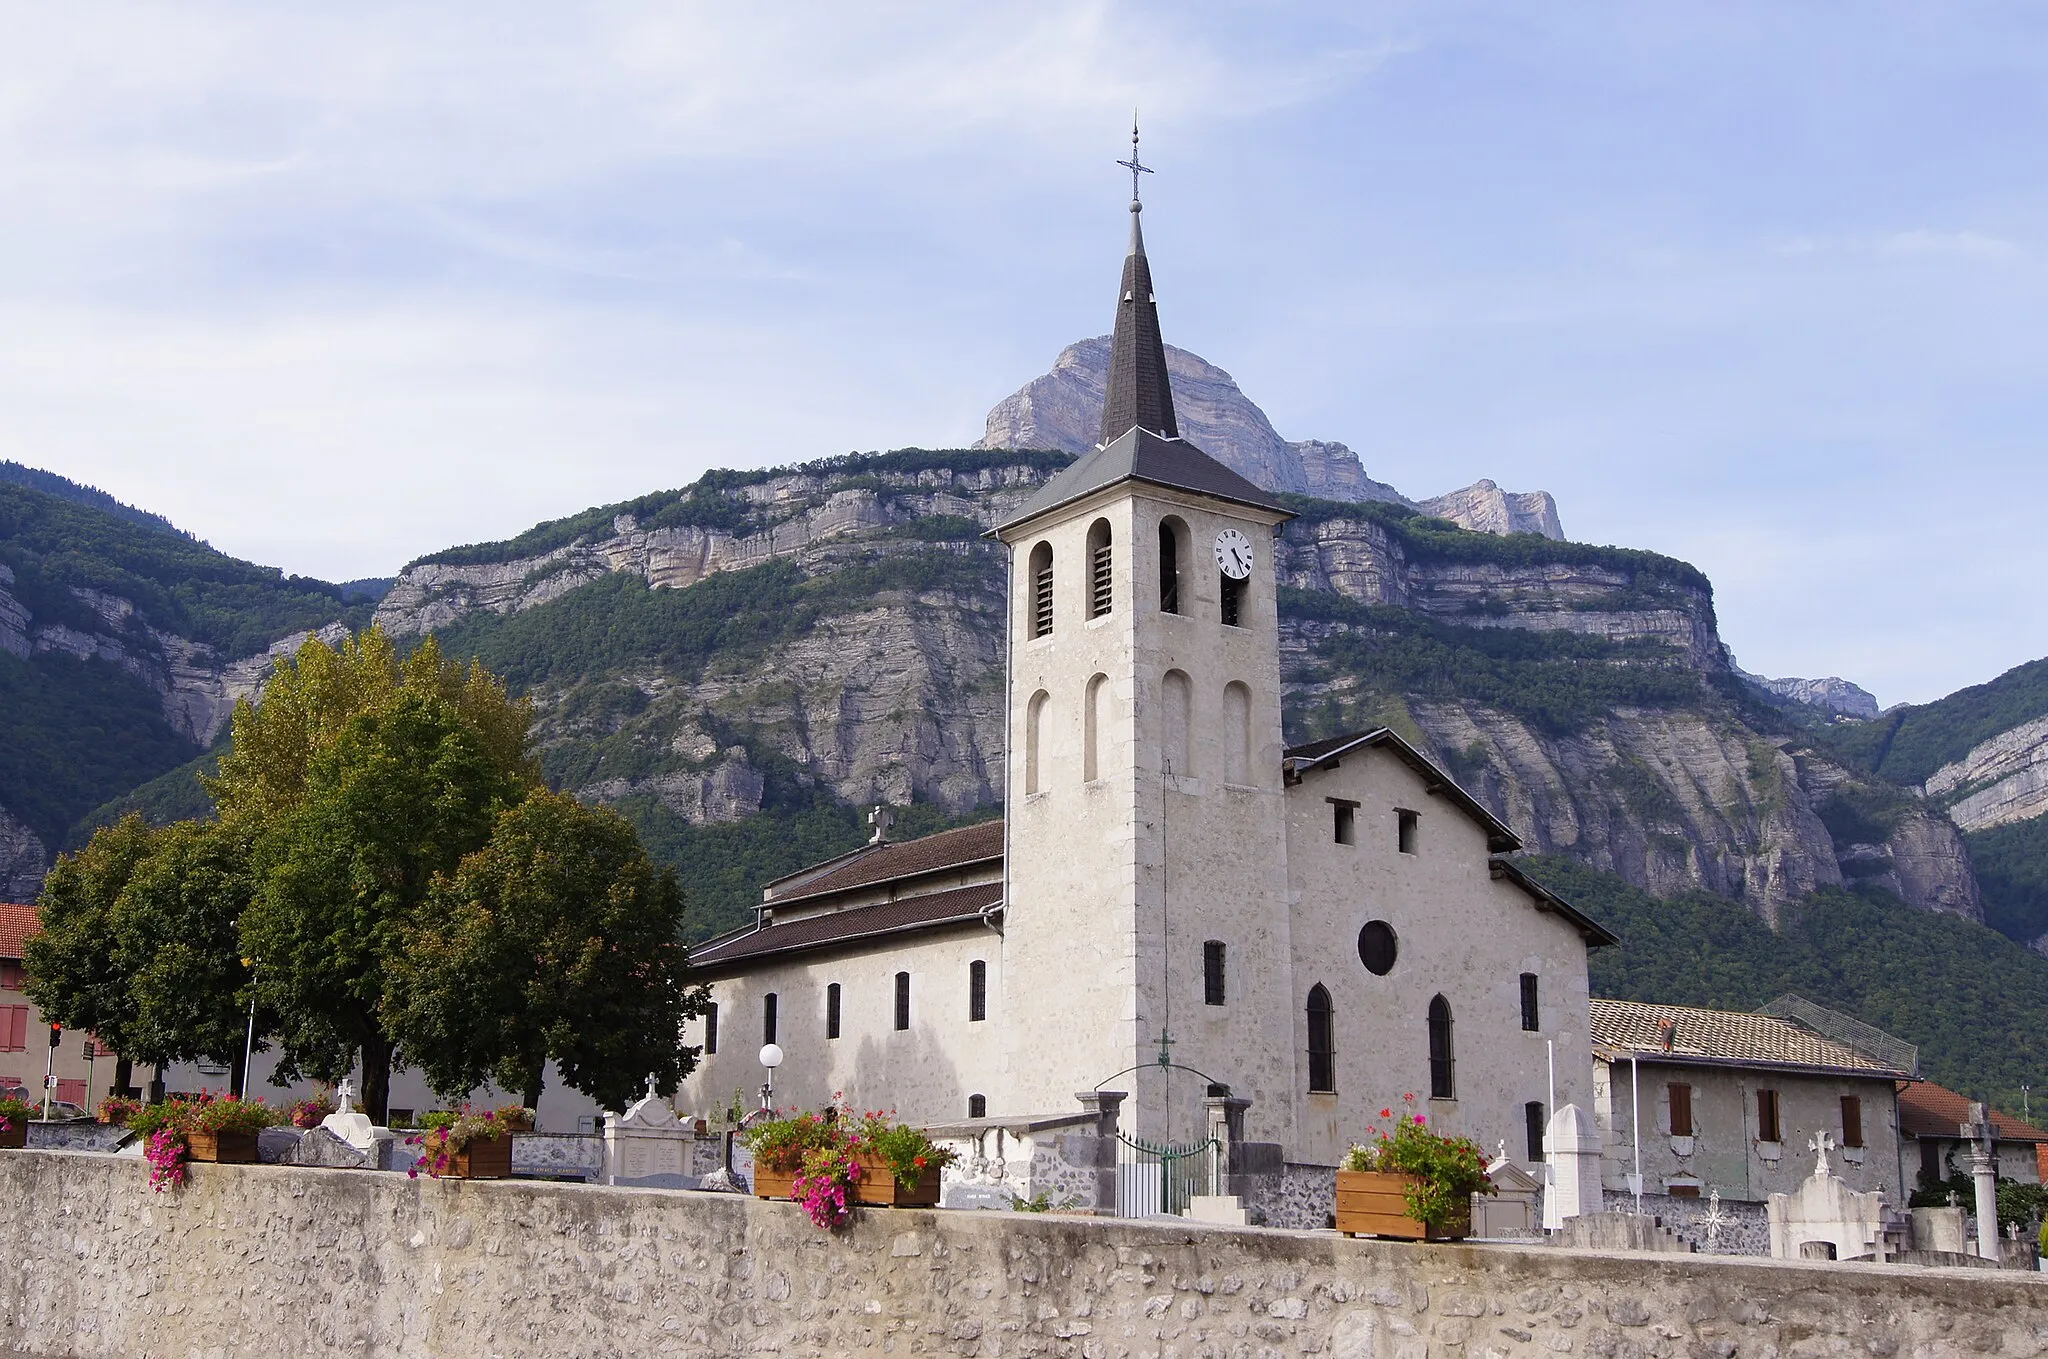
left=0, top=474, right=373, bottom=894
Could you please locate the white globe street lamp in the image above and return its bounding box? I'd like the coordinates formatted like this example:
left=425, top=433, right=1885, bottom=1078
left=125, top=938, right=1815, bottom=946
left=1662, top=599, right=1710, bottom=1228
left=758, top=1043, right=783, bottom=1112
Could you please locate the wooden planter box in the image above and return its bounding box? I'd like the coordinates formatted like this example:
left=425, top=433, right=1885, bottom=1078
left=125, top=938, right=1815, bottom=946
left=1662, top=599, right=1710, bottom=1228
left=752, top=1165, right=797, bottom=1200
left=445, top=1134, right=513, bottom=1180
left=0, top=1122, right=25, bottom=1150
left=1335, top=1170, right=1470, bottom=1241
left=187, top=1130, right=259, bottom=1164
left=853, top=1157, right=941, bottom=1208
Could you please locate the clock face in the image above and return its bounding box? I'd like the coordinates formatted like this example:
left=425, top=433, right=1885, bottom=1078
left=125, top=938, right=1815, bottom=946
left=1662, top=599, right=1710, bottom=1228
left=1214, top=528, right=1254, bottom=580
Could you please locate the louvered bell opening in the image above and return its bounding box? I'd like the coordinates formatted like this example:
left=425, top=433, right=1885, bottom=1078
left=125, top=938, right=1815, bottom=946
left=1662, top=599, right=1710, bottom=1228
left=1090, top=543, right=1113, bottom=617
left=1033, top=566, right=1053, bottom=637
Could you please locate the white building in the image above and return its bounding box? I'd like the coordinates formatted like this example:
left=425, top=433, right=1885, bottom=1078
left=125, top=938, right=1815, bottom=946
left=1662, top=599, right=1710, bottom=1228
left=681, top=166, right=1616, bottom=1174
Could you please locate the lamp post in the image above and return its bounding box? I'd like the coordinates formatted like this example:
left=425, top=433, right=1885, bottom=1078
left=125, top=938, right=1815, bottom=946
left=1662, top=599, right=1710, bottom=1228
left=239, top=957, right=258, bottom=1100
left=42, top=1022, right=60, bottom=1121
left=758, top=1043, right=783, bottom=1113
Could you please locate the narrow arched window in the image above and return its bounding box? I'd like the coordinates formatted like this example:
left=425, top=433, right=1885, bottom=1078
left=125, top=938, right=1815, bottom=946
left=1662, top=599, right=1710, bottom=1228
left=1024, top=689, right=1049, bottom=795
left=763, top=992, right=778, bottom=1046
left=703, top=1001, right=718, bottom=1055
left=1307, top=984, right=1335, bottom=1093
left=1520, top=973, right=1539, bottom=1032
left=1087, top=519, right=1113, bottom=618
left=1525, top=1101, right=1546, bottom=1161
left=1159, top=518, right=1185, bottom=613
left=968, top=1093, right=987, bottom=1119
left=1029, top=541, right=1054, bottom=637
left=1084, top=672, right=1108, bottom=782
left=968, top=960, right=987, bottom=1022
left=1428, top=995, right=1455, bottom=1099
left=826, top=982, right=842, bottom=1040
left=894, top=972, right=911, bottom=1031
left=1162, top=669, right=1191, bottom=777
left=1203, top=941, right=1226, bottom=1006
left=1223, top=682, right=1251, bottom=785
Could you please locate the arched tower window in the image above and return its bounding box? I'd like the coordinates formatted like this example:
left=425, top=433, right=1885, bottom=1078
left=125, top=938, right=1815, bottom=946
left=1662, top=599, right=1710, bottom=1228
left=1087, top=519, right=1113, bottom=618
left=1220, top=567, right=1247, bottom=627
left=1024, top=689, right=1049, bottom=795
left=1159, top=517, right=1186, bottom=614
left=1428, top=995, right=1456, bottom=1099
left=1306, top=984, right=1335, bottom=1093
left=1084, top=672, right=1108, bottom=782
left=1222, top=682, right=1251, bottom=785
left=1029, top=541, right=1054, bottom=638
left=1162, top=669, right=1192, bottom=777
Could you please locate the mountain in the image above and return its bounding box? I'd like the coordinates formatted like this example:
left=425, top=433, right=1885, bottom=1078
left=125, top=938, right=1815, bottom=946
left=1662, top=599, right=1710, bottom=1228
left=978, top=338, right=1565, bottom=539
left=1820, top=657, right=2048, bottom=953
left=0, top=473, right=377, bottom=893
left=356, top=448, right=1975, bottom=934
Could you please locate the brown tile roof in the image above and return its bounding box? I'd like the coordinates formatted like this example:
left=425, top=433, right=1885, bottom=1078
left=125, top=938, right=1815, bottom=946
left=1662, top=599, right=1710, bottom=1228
left=1589, top=999, right=1910, bottom=1077
left=0, top=903, right=37, bottom=962
left=1897, top=1080, right=2048, bottom=1144
left=767, top=821, right=1004, bottom=903
left=691, top=881, right=1002, bottom=969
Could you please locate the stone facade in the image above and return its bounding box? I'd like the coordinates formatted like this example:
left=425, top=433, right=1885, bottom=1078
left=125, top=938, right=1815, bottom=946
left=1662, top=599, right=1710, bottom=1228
left=4, top=1150, right=2047, bottom=1359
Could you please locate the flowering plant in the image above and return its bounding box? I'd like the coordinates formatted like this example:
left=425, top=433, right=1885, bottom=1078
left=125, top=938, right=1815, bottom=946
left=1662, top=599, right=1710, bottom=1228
left=188, top=1095, right=282, bottom=1135
left=740, top=1108, right=849, bottom=1174
left=97, top=1096, right=144, bottom=1126
left=494, top=1103, right=535, bottom=1131
left=288, top=1089, right=337, bottom=1129
left=145, top=1130, right=188, bottom=1192
left=408, top=1105, right=517, bottom=1179
left=1341, top=1093, right=1493, bottom=1232
left=853, top=1110, right=957, bottom=1191
left=0, top=1093, right=32, bottom=1136
left=791, top=1145, right=860, bottom=1229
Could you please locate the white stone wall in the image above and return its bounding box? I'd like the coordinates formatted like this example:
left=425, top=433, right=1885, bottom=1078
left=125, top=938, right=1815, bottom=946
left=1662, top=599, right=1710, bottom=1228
left=678, top=923, right=1004, bottom=1128
left=1284, top=745, right=1598, bottom=1169
left=1595, top=1057, right=1905, bottom=1203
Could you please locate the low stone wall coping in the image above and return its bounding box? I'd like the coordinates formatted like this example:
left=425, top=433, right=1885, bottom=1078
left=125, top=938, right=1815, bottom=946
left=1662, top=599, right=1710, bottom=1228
left=1, top=1147, right=2041, bottom=1358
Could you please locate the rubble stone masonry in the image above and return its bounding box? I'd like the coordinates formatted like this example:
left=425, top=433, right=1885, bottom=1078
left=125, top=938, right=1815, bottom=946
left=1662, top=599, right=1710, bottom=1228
left=0, top=1149, right=2043, bottom=1358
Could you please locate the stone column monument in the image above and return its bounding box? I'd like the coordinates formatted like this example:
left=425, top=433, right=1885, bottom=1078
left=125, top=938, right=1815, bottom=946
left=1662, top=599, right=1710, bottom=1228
left=1964, top=1102, right=2003, bottom=1263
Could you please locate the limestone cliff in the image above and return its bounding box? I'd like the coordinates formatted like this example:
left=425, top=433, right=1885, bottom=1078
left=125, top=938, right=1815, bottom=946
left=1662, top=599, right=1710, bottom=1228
left=1923, top=715, right=2048, bottom=833
left=370, top=451, right=1975, bottom=926
left=0, top=805, right=46, bottom=904
left=977, top=337, right=1560, bottom=538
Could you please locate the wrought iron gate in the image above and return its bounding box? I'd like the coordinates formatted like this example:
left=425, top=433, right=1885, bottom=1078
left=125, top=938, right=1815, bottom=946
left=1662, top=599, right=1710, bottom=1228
left=1114, top=1133, right=1219, bottom=1218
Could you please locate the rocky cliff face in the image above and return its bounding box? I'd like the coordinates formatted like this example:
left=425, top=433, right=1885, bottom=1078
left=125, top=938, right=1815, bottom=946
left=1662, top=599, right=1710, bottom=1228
left=978, top=337, right=1562, bottom=539
left=1923, top=715, right=2048, bottom=833
left=1734, top=669, right=1881, bottom=722
left=0, top=805, right=46, bottom=904
left=368, top=451, right=1977, bottom=926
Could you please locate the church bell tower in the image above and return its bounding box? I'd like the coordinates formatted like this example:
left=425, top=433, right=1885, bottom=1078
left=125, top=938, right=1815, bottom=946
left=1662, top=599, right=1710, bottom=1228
left=993, top=127, right=1298, bottom=1146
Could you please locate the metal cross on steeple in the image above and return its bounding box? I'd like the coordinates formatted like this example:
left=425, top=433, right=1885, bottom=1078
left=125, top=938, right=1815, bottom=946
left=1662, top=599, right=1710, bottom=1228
left=1116, top=115, right=1153, bottom=203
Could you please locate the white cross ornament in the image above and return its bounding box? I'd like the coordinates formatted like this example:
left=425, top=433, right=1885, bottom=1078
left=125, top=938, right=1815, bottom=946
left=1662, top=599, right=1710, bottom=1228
left=335, top=1079, right=355, bottom=1115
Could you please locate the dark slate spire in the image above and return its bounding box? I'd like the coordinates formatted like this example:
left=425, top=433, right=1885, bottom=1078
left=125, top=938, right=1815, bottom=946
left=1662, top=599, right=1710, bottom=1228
left=1100, top=121, right=1178, bottom=446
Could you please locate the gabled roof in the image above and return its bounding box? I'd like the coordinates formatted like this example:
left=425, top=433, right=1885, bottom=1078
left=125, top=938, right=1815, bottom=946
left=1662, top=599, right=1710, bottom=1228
left=1489, top=859, right=1620, bottom=948
left=1283, top=727, right=1521, bottom=855
left=1897, top=1080, right=2048, bottom=1144
left=690, top=881, right=1002, bottom=971
left=0, top=903, right=37, bottom=962
left=994, top=426, right=1287, bottom=534
left=1589, top=999, right=1910, bottom=1078
left=764, top=821, right=1003, bottom=904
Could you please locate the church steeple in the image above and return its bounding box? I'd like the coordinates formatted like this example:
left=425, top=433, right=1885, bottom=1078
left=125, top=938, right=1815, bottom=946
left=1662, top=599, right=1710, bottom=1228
left=1100, top=120, right=1179, bottom=446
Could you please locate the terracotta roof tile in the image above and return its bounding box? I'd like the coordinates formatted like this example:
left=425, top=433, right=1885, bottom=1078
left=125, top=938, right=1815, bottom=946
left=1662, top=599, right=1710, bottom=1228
left=1897, top=1080, right=2048, bottom=1144
left=0, top=904, right=37, bottom=962
left=692, top=881, right=1002, bottom=969
left=769, top=821, right=1003, bottom=903
left=1590, top=999, right=1908, bottom=1077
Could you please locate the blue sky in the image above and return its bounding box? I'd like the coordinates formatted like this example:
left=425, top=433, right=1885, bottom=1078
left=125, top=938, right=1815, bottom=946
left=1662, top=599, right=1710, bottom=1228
left=0, top=3, right=2041, bottom=706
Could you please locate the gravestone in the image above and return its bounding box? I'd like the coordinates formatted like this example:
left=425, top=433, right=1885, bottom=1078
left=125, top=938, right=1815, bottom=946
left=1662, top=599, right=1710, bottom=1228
left=1543, top=1104, right=1604, bottom=1229
left=317, top=1079, right=393, bottom=1161
left=602, top=1085, right=694, bottom=1189
left=1767, top=1132, right=1885, bottom=1261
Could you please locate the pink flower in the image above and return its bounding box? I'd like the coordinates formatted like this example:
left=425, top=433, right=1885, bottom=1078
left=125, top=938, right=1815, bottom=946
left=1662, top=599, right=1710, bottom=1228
left=1413, top=1114, right=1427, bottom=1125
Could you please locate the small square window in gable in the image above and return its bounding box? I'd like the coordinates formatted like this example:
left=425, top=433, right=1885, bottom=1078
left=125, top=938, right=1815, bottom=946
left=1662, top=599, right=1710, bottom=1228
left=1329, top=798, right=1357, bottom=846
left=1396, top=808, right=1419, bottom=855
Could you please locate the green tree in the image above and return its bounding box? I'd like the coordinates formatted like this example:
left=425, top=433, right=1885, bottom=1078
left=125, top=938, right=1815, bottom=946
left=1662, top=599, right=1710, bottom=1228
left=384, top=790, right=707, bottom=1112
left=109, top=819, right=265, bottom=1092
left=22, top=815, right=159, bottom=1074
left=239, top=672, right=534, bottom=1120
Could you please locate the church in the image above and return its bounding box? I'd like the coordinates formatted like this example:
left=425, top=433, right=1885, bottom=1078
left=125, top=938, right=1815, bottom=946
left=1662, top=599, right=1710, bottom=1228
left=681, top=151, right=1615, bottom=1175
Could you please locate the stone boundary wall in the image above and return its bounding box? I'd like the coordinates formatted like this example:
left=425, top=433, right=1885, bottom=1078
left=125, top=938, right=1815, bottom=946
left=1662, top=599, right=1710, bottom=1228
left=2, top=1149, right=2044, bottom=1359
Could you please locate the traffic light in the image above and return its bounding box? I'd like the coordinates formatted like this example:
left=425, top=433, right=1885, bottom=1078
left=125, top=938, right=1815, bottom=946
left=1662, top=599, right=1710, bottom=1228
left=47, top=1022, right=60, bottom=1049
